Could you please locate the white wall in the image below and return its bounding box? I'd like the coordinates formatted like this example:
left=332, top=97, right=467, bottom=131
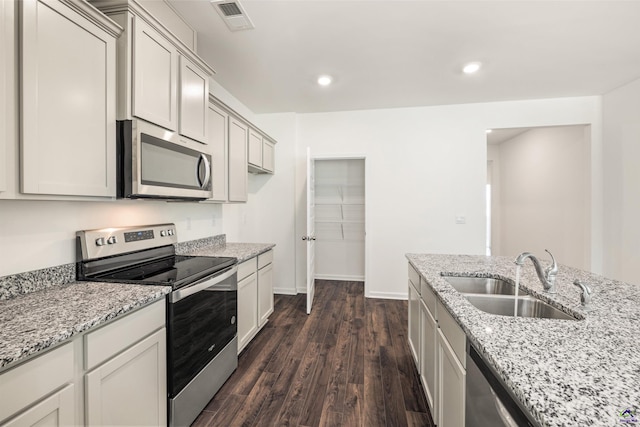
left=490, top=126, right=590, bottom=270
left=222, top=113, right=298, bottom=294
left=602, top=77, right=640, bottom=284
left=0, top=199, right=223, bottom=276
left=295, top=97, right=602, bottom=299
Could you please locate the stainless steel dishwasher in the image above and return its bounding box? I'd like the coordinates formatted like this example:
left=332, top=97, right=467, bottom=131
left=466, top=345, right=540, bottom=427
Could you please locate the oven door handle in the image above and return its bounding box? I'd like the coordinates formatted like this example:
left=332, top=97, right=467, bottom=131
left=169, top=266, right=237, bottom=303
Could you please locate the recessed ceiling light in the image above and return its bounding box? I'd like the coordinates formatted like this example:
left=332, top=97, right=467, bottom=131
left=486, top=129, right=493, bottom=134
left=317, top=75, right=333, bottom=86
left=463, top=62, right=482, bottom=74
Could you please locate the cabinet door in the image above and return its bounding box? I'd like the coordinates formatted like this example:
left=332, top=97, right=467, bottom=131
left=263, top=140, right=275, bottom=173
left=179, top=55, right=209, bottom=143
left=408, top=280, right=420, bottom=365
left=133, top=17, right=178, bottom=131
left=207, top=103, right=228, bottom=202
left=1, top=385, right=74, bottom=427
left=258, top=263, right=274, bottom=327
left=420, top=300, right=438, bottom=420
left=85, top=328, right=167, bottom=426
left=20, top=0, right=116, bottom=197
left=248, top=129, right=263, bottom=168
left=228, top=116, right=248, bottom=202
left=437, top=329, right=466, bottom=427
left=237, top=272, right=258, bottom=353
left=0, top=0, right=6, bottom=193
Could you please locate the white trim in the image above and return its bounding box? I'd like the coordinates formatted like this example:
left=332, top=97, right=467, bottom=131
left=367, top=290, right=408, bottom=300
left=309, top=154, right=368, bottom=298
left=274, top=287, right=297, bottom=295
left=315, top=274, right=364, bottom=282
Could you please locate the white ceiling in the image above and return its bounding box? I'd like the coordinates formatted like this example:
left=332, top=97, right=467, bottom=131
left=169, top=0, right=640, bottom=114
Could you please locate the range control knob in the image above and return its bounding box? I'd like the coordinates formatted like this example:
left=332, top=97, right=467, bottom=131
left=95, top=237, right=106, bottom=246
left=168, top=229, right=174, bottom=236
left=160, top=230, right=167, bottom=237
left=107, top=236, right=117, bottom=245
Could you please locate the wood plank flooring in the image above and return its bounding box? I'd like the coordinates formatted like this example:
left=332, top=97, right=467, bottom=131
left=191, top=280, right=435, bottom=427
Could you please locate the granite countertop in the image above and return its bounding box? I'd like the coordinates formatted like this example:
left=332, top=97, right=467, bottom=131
left=177, top=240, right=275, bottom=262
left=406, top=254, right=640, bottom=427
left=0, top=281, right=170, bottom=371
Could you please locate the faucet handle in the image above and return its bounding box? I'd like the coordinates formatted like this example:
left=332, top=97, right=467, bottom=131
left=544, top=249, right=558, bottom=279
left=573, top=280, right=593, bottom=310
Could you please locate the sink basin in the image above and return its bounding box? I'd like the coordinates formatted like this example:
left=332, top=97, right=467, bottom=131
left=443, top=276, right=529, bottom=296
left=464, top=294, right=578, bottom=321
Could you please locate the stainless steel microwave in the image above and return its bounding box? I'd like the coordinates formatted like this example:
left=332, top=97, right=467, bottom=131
left=117, top=119, right=212, bottom=200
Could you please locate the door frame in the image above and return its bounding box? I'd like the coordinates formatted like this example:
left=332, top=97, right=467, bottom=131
left=311, top=154, right=369, bottom=297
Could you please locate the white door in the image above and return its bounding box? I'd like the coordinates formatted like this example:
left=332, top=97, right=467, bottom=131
left=306, top=147, right=316, bottom=314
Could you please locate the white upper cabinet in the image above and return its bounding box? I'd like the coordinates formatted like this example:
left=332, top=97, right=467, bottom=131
left=248, top=129, right=263, bottom=168
left=228, top=115, right=248, bottom=202
left=20, top=0, right=121, bottom=197
left=247, top=128, right=275, bottom=174
left=262, top=139, right=275, bottom=173
left=207, top=101, right=229, bottom=202
left=180, top=56, right=209, bottom=143
left=133, top=17, right=178, bottom=131
left=93, top=0, right=214, bottom=144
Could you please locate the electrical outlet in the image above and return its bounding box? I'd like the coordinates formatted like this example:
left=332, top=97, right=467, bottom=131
left=455, top=216, right=466, bottom=224
left=186, top=217, right=192, bottom=230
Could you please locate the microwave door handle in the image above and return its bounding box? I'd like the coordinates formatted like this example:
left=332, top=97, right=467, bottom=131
left=197, top=154, right=211, bottom=189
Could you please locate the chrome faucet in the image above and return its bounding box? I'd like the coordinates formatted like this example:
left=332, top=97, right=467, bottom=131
left=573, top=280, right=593, bottom=311
left=514, top=249, right=558, bottom=293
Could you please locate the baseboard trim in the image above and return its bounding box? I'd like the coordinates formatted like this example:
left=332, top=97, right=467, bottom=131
left=366, top=290, right=408, bottom=300
left=315, top=274, right=365, bottom=282
left=274, top=287, right=298, bottom=295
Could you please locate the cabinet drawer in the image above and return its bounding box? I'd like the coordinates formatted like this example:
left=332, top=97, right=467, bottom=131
left=0, top=343, right=74, bottom=422
left=421, top=279, right=437, bottom=318
left=437, top=300, right=466, bottom=368
left=258, top=250, right=273, bottom=269
left=84, top=300, right=165, bottom=370
left=238, top=257, right=257, bottom=280
left=408, top=264, right=420, bottom=293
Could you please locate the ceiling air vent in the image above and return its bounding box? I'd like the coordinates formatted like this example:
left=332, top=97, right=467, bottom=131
left=211, top=0, right=255, bottom=31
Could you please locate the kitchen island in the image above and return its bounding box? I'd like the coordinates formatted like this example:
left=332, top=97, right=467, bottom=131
left=407, top=253, right=640, bottom=427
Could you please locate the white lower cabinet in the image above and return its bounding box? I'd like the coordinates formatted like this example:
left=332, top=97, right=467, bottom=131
left=237, top=259, right=259, bottom=352
left=408, top=262, right=466, bottom=427
left=85, top=329, right=166, bottom=426
left=1, top=385, right=74, bottom=427
left=0, top=300, right=166, bottom=426
left=0, top=343, right=74, bottom=426
left=420, top=298, right=438, bottom=420
left=258, top=251, right=274, bottom=327
left=438, top=328, right=466, bottom=427
left=237, top=250, right=275, bottom=353
left=408, top=278, right=421, bottom=364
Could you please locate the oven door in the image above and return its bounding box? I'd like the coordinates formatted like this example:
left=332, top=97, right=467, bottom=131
left=118, top=119, right=212, bottom=200
left=167, top=267, right=237, bottom=398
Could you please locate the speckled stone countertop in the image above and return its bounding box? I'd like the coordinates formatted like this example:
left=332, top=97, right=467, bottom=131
left=406, top=254, right=640, bottom=427
left=0, top=281, right=170, bottom=371
left=176, top=236, right=275, bottom=262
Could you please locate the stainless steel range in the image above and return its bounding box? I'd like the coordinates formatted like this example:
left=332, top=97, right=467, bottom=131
left=76, top=224, right=238, bottom=427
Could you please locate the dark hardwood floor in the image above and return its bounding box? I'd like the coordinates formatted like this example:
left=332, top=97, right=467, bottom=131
left=191, top=280, right=435, bottom=427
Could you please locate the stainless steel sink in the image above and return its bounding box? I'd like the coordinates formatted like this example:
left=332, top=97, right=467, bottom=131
left=464, top=294, right=578, bottom=321
left=443, top=276, right=529, bottom=296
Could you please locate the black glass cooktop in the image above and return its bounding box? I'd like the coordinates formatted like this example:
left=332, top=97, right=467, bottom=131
left=89, top=255, right=237, bottom=289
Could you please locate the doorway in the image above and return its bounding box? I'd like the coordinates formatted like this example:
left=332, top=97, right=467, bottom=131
left=313, top=158, right=365, bottom=281
left=486, top=125, right=590, bottom=270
